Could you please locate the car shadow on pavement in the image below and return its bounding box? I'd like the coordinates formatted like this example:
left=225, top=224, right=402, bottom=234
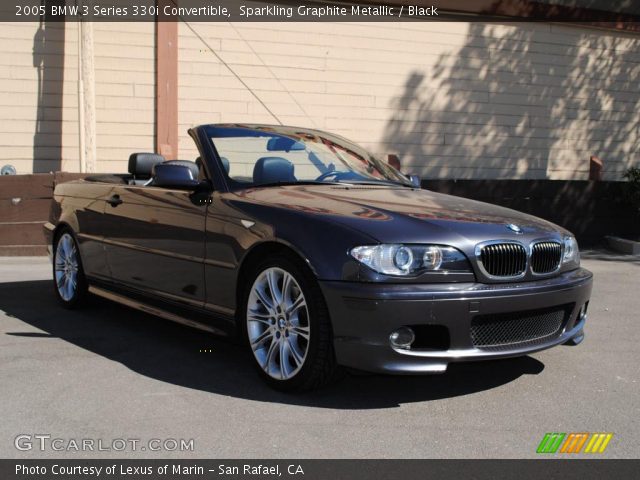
left=1, top=280, right=545, bottom=409
left=581, top=249, right=640, bottom=264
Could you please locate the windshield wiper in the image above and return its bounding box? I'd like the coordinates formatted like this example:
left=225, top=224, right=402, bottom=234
left=342, top=180, right=414, bottom=188
left=251, top=180, right=345, bottom=188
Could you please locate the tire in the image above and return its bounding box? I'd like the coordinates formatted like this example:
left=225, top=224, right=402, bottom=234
left=240, top=255, right=340, bottom=391
left=52, top=228, right=89, bottom=308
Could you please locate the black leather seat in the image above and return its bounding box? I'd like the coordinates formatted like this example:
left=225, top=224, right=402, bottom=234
left=128, top=153, right=165, bottom=185
left=253, top=157, right=295, bottom=184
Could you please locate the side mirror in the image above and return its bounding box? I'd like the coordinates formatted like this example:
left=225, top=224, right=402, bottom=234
left=189, top=179, right=214, bottom=206
left=151, top=163, right=199, bottom=190
left=408, top=174, right=421, bottom=188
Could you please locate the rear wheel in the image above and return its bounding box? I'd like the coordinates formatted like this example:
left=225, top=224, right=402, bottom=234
left=53, top=229, right=88, bottom=308
left=242, top=256, right=339, bottom=391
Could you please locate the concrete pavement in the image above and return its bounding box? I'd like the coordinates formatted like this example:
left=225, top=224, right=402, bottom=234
left=0, top=254, right=638, bottom=458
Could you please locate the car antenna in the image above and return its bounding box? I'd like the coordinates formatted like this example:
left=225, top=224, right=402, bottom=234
left=181, top=20, right=284, bottom=126
left=226, top=22, right=320, bottom=129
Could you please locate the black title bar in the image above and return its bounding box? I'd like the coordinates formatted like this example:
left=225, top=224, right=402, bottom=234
left=5, top=0, right=640, bottom=24
left=3, top=459, right=640, bottom=480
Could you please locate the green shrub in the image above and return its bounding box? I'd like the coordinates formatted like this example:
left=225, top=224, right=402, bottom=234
left=623, top=166, right=640, bottom=212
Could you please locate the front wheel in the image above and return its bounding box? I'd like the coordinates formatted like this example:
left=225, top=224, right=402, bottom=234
left=53, top=229, right=88, bottom=308
left=242, top=256, right=339, bottom=391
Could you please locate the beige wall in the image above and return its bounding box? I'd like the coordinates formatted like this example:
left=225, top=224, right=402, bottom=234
left=1, top=21, right=638, bottom=180
left=178, top=21, right=640, bottom=180
left=0, top=21, right=155, bottom=174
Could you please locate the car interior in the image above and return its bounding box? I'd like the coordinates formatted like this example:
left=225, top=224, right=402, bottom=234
left=252, top=157, right=297, bottom=184
left=212, top=136, right=313, bottom=186
left=84, top=153, right=203, bottom=186
left=83, top=137, right=366, bottom=189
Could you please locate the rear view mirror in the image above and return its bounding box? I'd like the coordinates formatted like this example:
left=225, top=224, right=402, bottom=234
left=408, top=174, right=421, bottom=188
left=266, top=137, right=305, bottom=152
left=151, top=163, right=199, bottom=190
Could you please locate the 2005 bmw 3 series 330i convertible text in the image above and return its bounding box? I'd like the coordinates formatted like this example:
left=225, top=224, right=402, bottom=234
left=45, top=124, right=593, bottom=391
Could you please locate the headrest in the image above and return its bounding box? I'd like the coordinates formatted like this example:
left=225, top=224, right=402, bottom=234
left=253, top=157, right=295, bottom=185
left=164, top=160, right=199, bottom=179
left=128, top=153, right=165, bottom=178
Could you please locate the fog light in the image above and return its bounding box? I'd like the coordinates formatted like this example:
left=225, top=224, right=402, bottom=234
left=390, top=327, right=415, bottom=349
left=579, top=303, right=588, bottom=320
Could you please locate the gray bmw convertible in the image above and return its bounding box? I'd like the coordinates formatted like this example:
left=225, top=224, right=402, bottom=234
left=45, top=124, right=593, bottom=391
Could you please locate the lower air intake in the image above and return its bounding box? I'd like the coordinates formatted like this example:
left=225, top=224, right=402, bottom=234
left=470, top=304, right=573, bottom=349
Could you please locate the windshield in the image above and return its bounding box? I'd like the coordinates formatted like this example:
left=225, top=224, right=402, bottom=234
left=205, top=125, right=412, bottom=189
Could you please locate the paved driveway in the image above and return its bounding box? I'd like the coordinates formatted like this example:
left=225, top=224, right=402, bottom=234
left=0, top=254, right=638, bottom=458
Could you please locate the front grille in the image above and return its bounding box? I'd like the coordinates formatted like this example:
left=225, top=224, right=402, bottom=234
left=479, top=243, right=527, bottom=277
left=531, top=241, right=562, bottom=274
left=470, top=304, right=573, bottom=349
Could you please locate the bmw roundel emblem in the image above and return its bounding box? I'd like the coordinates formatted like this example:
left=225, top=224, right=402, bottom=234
left=506, top=223, right=522, bottom=233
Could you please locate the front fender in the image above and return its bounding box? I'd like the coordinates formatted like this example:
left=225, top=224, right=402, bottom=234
left=230, top=200, right=378, bottom=281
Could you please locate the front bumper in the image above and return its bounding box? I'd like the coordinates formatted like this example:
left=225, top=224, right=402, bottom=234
left=320, top=267, right=593, bottom=374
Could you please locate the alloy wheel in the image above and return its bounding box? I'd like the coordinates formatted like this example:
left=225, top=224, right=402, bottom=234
left=54, top=233, right=79, bottom=302
left=246, top=267, right=310, bottom=380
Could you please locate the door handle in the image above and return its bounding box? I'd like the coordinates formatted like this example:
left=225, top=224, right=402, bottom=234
left=107, top=194, right=123, bottom=207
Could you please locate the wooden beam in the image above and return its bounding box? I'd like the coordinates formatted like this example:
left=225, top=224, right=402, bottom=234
left=590, top=156, right=604, bottom=181
left=156, top=14, right=178, bottom=159
left=78, top=15, right=97, bottom=173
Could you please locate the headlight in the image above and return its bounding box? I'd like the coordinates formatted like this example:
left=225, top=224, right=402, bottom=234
left=562, top=236, right=580, bottom=264
left=350, top=244, right=470, bottom=276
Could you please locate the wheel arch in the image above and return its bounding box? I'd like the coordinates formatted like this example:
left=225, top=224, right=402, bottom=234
left=52, top=222, right=87, bottom=270
left=234, top=239, right=340, bottom=390
left=52, top=221, right=75, bottom=244
left=235, top=240, right=319, bottom=319
left=52, top=206, right=81, bottom=244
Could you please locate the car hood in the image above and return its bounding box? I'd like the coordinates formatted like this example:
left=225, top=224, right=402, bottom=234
left=232, top=185, right=568, bottom=245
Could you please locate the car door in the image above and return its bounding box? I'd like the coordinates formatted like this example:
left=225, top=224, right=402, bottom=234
left=59, top=181, right=112, bottom=281
left=202, top=192, right=258, bottom=316
left=101, top=183, right=207, bottom=307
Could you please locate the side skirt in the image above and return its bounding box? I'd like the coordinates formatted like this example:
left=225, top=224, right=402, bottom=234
left=87, top=281, right=236, bottom=338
